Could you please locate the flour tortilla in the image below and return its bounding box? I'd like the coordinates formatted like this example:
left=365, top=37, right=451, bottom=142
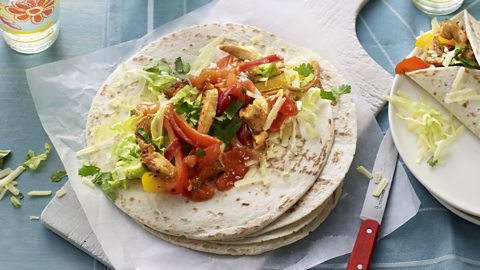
left=142, top=51, right=357, bottom=247
left=413, top=10, right=480, bottom=65
left=142, top=185, right=343, bottom=255
left=86, top=23, right=337, bottom=241
left=407, top=67, right=480, bottom=138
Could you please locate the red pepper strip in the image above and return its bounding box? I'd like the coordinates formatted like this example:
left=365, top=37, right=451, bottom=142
left=168, top=106, right=196, bottom=146
left=170, top=107, right=222, bottom=148
left=164, top=138, right=181, bottom=161
left=238, top=54, right=283, bottom=72
left=163, top=117, right=188, bottom=194
left=395, top=56, right=430, bottom=74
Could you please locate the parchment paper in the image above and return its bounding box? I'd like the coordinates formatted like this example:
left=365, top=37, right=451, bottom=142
left=26, top=0, right=420, bottom=269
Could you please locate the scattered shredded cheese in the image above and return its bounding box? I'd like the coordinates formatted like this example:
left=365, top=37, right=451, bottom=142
left=0, top=166, right=26, bottom=188
left=234, top=178, right=265, bottom=188
left=0, top=187, right=7, bottom=201
left=356, top=165, right=373, bottom=179
left=452, top=67, right=465, bottom=91
left=263, top=96, right=286, bottom=131
left=27, top=190, right=52, bottom=197
left=372, top=178, right=389, bottom=197
left=29, top=216, right=40, bottom=220
left=442, top=50, right=456, bottom=67
left=55, top=188, right=66, bottom=198
left=82, top=177, right=95, bottom=188
left=5, top=183, right=20, bottom=196
left=373, top=172, right=382, bottom=184
left=76, top=139, right=116, bottom=157
left=0, top=168, right=12, bottom=179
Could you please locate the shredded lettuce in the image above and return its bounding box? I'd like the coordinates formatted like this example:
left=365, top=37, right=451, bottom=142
left=112, top=135, right=145, bottom=180
left=387, top=91, right=465, bottom=166
left=24, top=143, right=51, bottom=170
left=189, top=35, right=225, bottom=76
left=150, top=107, right=167, bottom=149
left=295, top=87, right=325, bottom=139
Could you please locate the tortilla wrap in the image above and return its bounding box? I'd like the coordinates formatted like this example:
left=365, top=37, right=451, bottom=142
left=85, top=23, right=339, bottom=241
left=142, top=185, right=343, bottom=255
left=407, top=67, right=480, bottom=138
left=412, top=10, right=480, bottom=64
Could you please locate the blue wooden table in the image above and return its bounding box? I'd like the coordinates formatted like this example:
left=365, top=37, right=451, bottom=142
left=2, top=0, right=480, bottom=269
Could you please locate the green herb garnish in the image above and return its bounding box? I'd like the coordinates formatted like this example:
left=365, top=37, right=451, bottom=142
left=175, top=57, right=191, bottom=74
left=293, top=63, right=314, bottom=77
left=320, top=84, right=352, bottom=101
left=78, top=165, right=100, bottom=177
left=210, top=101, right=245, bottom=143
left=51, top=170, right=67, bottom=182
left=136, top=128, right=153, bottom=145
left=78, top=164, right=117, bottom=201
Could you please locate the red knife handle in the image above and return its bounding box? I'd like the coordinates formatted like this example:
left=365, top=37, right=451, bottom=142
left=346, top=219, right=380, bottom=270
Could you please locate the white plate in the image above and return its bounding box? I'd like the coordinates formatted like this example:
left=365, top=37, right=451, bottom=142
left=389, top=74, right=480, bottom=217
left=432, top=194, right=480, bottom=226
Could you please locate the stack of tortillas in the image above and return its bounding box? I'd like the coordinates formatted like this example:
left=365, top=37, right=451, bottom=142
left=85, top=23, right=357, bottom=255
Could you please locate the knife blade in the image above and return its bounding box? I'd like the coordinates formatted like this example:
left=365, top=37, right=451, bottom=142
left=346, top=129, right=398, bottom=270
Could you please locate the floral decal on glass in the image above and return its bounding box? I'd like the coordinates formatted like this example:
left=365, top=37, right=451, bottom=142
left=5, top=0, right=55, bottom=25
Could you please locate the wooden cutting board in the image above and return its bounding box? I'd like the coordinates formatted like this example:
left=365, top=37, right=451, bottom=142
left=40, top=0, right=392, bottom=267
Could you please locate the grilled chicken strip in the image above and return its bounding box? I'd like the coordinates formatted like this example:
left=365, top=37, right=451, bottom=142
left=197, top=89, right=218, bottom=134
left=239, top=103, right=268, bottom=134
left=218, top=45, right=259, bottom=61
left=135, top=116, right=176, bottom=181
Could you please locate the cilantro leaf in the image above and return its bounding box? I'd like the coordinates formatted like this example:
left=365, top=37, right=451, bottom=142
left=210, top=101, right=245, bottom=143
left=78, top=165, right=117, bottom=201
left=320, top=84, right=352, bottom=101
left=223, top=101, right=244, bottom=120
left=173, top=99, right=201, bottom=126
left=51, top=170, right=68, bottom=182
left=143, top=60, right=172, bottom=74
left=136, top=128, right=153, bottom=145
left=174, top=57, right=191, bottom=74
left=212, top=117, right=243, bottom=144
left=0, top=150, right=11, bottom=168
left=23, top=143, right=51, bottom=170
left=78, top=165, right=100, bottom=177
left=173, top=91, right=202, bottom=127
left=293, top=63, right=314, bottom=77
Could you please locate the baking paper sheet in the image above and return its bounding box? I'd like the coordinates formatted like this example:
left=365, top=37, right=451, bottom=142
left=27, top=0, right=420, bottom=269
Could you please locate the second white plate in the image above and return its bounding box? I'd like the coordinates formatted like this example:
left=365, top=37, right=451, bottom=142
left=389, top=74, right=480, bottom=217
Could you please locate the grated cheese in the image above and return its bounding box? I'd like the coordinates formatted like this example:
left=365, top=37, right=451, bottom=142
left=0, top=166, right=26, bottom=188
left=82, top=177, right=95, bottom=188
left=372, top=178, right=389, bottom=197
left=263, top=96, right=286, bottom=131
left=356, top=165, right=373, bottom=179
left=0, top=168, right=12, bottom=179
left=55, top=188, right=67, bottom=198
left=373, top=172, right=382, bottom=184
left=452, top=67, right=465, bottom=91
left=5, top=183, right=20, bottom=196
left=27, top=190, right=52, bottom=197
left=29, top=216, right=40, bottom=220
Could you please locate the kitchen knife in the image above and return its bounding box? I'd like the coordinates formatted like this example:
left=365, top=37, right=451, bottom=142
left=346, top=129, right=398, bottom=270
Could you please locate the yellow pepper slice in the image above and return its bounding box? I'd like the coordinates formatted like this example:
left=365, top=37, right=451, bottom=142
left=438, top=36, right=456, bottom=46
left=141, top=172, right=166, bottom=193
left=416, top=30, right=436, bottom=48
